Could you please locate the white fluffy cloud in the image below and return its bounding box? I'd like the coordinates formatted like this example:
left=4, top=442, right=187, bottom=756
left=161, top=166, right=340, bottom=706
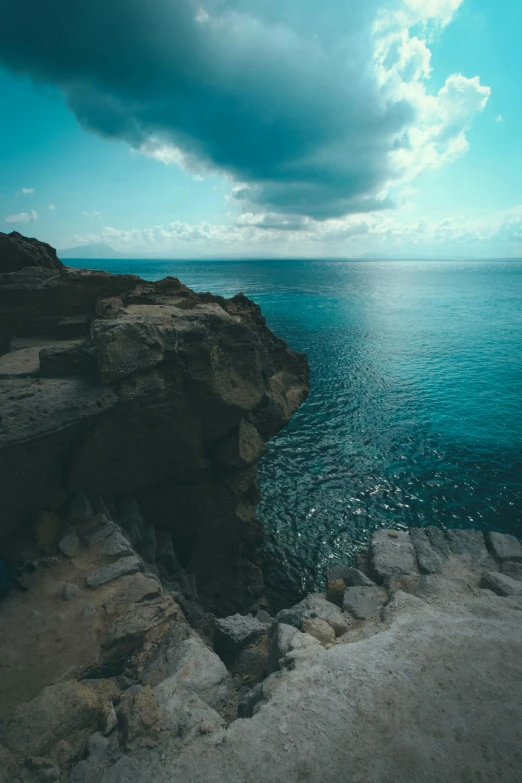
left=69, top=203, right=522, bottom=258
left=5, top=210, right=38, bottom=223
left=20, top=188, right=35, bottom=195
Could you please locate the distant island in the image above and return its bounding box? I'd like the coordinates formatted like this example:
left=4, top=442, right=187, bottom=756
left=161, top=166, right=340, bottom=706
left=58, top=242, right=119, bottom=259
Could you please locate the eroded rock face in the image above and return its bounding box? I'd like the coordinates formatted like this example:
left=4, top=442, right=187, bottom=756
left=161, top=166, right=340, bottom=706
left=0, top=231, right=64, bottom=274
left=0, top=233, right=309, bottom=612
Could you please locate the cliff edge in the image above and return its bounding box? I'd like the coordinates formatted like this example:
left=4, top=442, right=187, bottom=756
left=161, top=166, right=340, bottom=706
left=0, top=232, right=309, bottom=612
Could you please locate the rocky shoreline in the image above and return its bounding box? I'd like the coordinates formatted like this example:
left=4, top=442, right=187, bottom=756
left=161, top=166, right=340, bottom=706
left=1, top=232, right=521, bottom=782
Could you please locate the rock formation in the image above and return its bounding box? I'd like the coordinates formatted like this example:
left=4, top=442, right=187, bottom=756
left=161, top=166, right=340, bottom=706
left=0, top=231, right=309, bottom=612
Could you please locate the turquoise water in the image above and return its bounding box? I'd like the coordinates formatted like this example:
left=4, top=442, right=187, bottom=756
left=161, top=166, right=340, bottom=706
left=75, top=258, right=522, bottom=602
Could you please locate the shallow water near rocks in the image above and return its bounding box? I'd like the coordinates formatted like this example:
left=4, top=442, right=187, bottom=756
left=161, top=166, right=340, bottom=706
left=75, top=258, right=522, bottom=604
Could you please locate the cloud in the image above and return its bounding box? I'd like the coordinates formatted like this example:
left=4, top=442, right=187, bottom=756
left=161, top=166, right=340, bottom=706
left=48, top=203, right=56, bottom=210
left=82, top=210, right=102, bottom=217
left=20, top=187, right=34, bottom=195
left=68, top=203, right=522, bottom=258
left=0, top=0, right=487, bottom=219
left=5, top=210, right=38, bottom=223
left=496, top=114, right=503, bottom=123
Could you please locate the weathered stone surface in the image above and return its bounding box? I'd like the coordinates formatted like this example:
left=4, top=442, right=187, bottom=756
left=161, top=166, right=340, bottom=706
left=213, top=418, right=266, bottom=468
left=0, top=231, right=63, bottom=273
left=479, top=572, right=522, bottom=597
left=102, top=573, right=162, bottom=615
left=371, top=530, right=419, bottom=582
left=487, top=532, right=522, bottom=563
left=0, top=681, right=100, bottom=758
left=276, top=593, right=350, bottom=637
left=148, top=638, right=233, bottom=713
left=117, top=686, right=162, bottom=751
left=268, top=623, right=298, bottom=673
left=102, top=531, right=134, bottom=558
left=214, top=613, right=268, bottom=654
left=282, top=630, right=323, bottom=670
left=154, top=687, right=224, bottom=738
left=425, top=526, right=451, bottom=559
left=238, top=672, right=282, bottom=718
left=445, top=530, right=492, bottom=568
left=342, top=586, right=387, bottom=620
left=100, top=703, right=118, bottom=736
left=85, top=518, right=118, bottom=547
left=0, top=236, right=309, bottom=613
left=86, top=556, right=143, bottom=588
left=410, top=528, right=443, bottom=574
left=326, top=566, right=376, bottom=603
left=62, top=582, right=80, bottom=601
left=386, top=574, right=472, bottom=600
left=104, top=596, right=177, bottom=651
left=27, top=757, right=60, bottom=782
left=302, top=618, right=336, bottom=646
left=58, top=532, right=80, bottom=558
left=501, top=561, right=522, bottom=582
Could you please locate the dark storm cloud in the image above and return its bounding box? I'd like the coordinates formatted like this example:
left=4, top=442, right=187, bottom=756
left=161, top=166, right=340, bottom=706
left=0, top=0, right=414, bottom=218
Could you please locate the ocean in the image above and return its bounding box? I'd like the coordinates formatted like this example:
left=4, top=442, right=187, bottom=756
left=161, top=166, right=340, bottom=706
left=74, top=258, right=522, bottom=603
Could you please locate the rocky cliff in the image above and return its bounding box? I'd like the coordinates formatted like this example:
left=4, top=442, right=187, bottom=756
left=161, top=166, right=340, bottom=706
left=0, top=231, right=309, bottom=612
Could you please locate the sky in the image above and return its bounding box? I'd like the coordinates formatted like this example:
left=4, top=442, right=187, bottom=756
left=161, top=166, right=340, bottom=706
left=0, top=0, right=521, bottom=259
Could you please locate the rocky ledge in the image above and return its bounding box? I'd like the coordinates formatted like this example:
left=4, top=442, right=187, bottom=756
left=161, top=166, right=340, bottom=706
left=0, top=231, right=309, bottom=612
left=1, top=518, right=521, bottom=783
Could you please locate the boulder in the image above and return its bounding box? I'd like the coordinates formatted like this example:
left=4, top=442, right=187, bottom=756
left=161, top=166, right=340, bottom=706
left=0, top=681, right=101, bottom=758
left=409, top=528, right=444, bottom=574
left=214, top=613, right=269, bottom=655
left=276, top=593, right=350, bottom=637
left=86, top=556, right=143, bottom=588
left=102, top=531, right=134, bottom=558
left=479, top=572, right=522, bottom=597
left=487, top=532, right=522, bottom=563
left=501, top=561, right=522, bottom=582
left=302, top=618, right=336, bottom=646
left=0, top=231, right=64, bottom=273
left=342, top=586, right=387, bottom=620
left=370, top=530, right=419, bottom=582
left=445, top=530, right=492, bottom=569
left=58, top=532, right=80, bottom=558
left=154, top=687, right=224, bottom=739
left=102, top=573, right=162, bottom=615
left=268, top=623, right=298, bottom=673
left=326, top=567, right=375, bottom=603
left=147, top=638, right=234, bottom=714
left=117, top=686, right=162, bottom=751
left=85, top=517, right=117, bottom=547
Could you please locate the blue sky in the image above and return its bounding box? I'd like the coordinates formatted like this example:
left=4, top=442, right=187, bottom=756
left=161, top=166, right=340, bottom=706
left=0, top=0, right=521, bottom=258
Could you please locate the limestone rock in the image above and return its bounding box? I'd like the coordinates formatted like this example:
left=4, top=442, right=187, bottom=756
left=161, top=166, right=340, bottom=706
left=102, top=573, right=162, bottom=615
left=446, top=530, right=492, bottom=569
left=102, top=531, right=134, bottom=558
left=0, top=681, right=101, bottom=758
left=85, top=518, right=118, bottom=547
left=148, top=638, right=234, bottom=713
left=214, top=613, right=268, bottom=654
left=302, top=617, right=336, bottom=646
left=480, top=572, right=522, bottom=597
left=213, top=419, right=266, bottom=468
left=487, top=532, right=522, bottom=563
left=0, top=231, right=63, bottom=273
left=100, top=703, right=118, bottom=736
left=409, top=528, right=443, bottom=574
left=86, top=556, right=143, bottom=588
left=58, top=532, right=80, bottom=558
left=276, top=593, right=350, bottom=637
left=327, top=565, right=376, bottom=587
left=27, top=757, right=60, bottom=782
left=501, top=561, right=522, bottom=582
left=238, top=672, right=282, bottom=718
left=117, top=686, right=162, bottom=751
left=425, top=526, right=451, bottom=559
left=154, top=687, right=224, bottom=739
left=104, top=595, right=178, bottom=651
left=371, top=530, right=419, bottom=582
left=268, top=622, right=298, bottom=673
left=342, top=586, right=387, bottom=620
